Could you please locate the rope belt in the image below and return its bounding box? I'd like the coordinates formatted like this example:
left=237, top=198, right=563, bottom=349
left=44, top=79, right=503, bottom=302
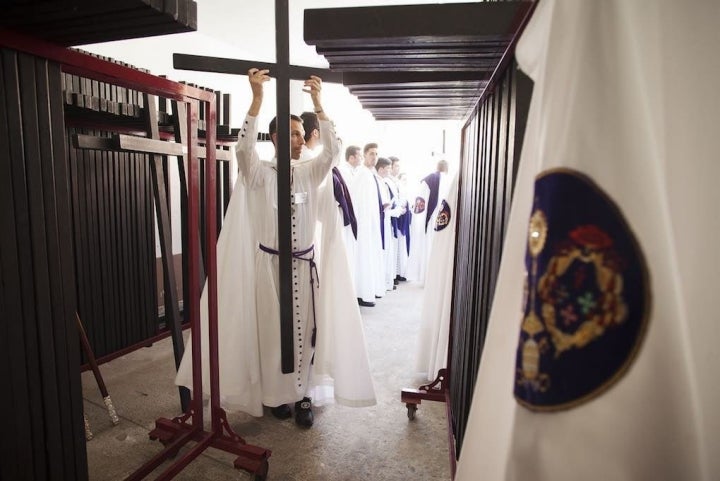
left=258, top=243, right=318, bottom=348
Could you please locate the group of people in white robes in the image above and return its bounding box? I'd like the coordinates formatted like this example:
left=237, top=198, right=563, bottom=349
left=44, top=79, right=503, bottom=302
left=331, top=143, right=442, bottom=309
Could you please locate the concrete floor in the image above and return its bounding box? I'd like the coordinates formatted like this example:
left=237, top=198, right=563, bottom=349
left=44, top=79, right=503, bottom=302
left=83, top=281, right=452, bottom=480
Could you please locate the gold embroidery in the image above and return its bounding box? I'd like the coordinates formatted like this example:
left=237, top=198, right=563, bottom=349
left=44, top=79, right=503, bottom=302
left=518, top=209, right=550, bottom=392
left=538, top=237, right=628, bottom=357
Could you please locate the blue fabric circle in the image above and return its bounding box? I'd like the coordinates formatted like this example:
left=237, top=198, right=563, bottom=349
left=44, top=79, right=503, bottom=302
left=434, top=200, right=451, bottom=231
left=514, top=169, right=650, bottom=411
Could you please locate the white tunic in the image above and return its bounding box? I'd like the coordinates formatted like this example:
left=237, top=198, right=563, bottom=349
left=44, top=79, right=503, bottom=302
left=456, top=1, right=720, bottom=480
left=335, top=161, right=358, bottom=278
left=388, top=175, right=409, bottom=278
left=406, top=173, right=447, bottom=284
left=372, top=173, right=388, bottom=296
left=379, top=176, right=395, bottom=291
left=175, top=114, right=376, bottom=413
left=382, top=176, right=404, bottom=289
left=240, top=116, right=331, bottom=407
left=351, top=165, right=383, bottom=303
left=415, top=173, right=458, bottom=381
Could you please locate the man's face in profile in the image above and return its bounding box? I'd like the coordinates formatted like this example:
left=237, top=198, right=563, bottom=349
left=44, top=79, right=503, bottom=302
left=391, top=161, right=400, bottom=177
left=290, top=119, right=305, bottom=161
left=364, top=147, right=378, bottom=167
left=271, top=118, right=306, bottom=161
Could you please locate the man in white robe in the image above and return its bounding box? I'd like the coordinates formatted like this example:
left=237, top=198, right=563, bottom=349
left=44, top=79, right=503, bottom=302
left=364, top=144, right=387, bottom=299
left=406, top=159, right=449, bottom=284
left=336, top=145, right=362, bottom=281
left=415, top=172, right=458, bottom=381
left=296, top=112, right=373, bottom=409
left=388, top=157, right=410, bottom=283
left=351, top=143, right=383, bottom=306
left=299, top=111, right=357, bottom=262
left=456, top=1, right=719, bottom=479
left=175, top=69, right=375, bottom=428
left=377, top=157, right=405, bottom=292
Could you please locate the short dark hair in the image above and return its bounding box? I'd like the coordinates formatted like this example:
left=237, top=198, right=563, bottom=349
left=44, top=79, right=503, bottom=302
left=389, top=156, right=400, bottom=165
left=376, top=157, right=391, bottom=169
left=299, top=111, right=319, bottom=142
left=345, top=145, right=361, bottom=161
left=269, top=114, right=303, bottom=136
left=363, top=142, right=378, bottom=154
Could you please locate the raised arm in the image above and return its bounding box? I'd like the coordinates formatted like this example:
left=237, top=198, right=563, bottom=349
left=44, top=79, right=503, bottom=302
left=303, top=76, right=340, bottom=183
left=235, top=68, right=270, bottom=188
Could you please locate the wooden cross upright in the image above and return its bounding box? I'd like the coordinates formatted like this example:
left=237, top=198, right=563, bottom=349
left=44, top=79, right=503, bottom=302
left=173, top=0, right=342, bottom=374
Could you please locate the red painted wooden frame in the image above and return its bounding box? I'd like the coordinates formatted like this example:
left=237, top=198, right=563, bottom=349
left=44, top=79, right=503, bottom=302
left=0, top=29, right=270, bottom=480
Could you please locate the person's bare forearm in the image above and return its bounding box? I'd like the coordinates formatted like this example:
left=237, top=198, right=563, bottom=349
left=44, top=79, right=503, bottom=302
left=247, top=68, right=269, bottom=117
left=248, top=95, right=262, bottom=117
left=304, top=75, right=328, bottom=121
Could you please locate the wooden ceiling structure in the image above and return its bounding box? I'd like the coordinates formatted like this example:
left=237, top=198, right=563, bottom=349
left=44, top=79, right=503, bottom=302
left=0, top=0, right=197, bottom=46
left=304, top=1, right=533, bottom=121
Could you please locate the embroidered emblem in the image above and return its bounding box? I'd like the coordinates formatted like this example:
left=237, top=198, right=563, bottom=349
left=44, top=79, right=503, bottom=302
left=414, top=196, right=426, bottom=214
left=515, top=169, right=650, bottom=411
left=434, top=200, right=451, bottom=231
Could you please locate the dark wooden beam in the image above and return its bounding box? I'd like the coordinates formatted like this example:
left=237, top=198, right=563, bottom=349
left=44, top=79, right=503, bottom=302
left=327, top=63, right=497, bottom=73
left=349, top=85, right=484, bottom=95
left=173, top=54, right=343, bottom=84
left=72, top=133, right=233, bottom=161
left=275, top=0, right=294, bottom=375
left=349, top=87, right=482, bottom=98
left=319, top=44, right=505, bottom=57
left=304, top=2, right=531, bottom=45
left=342, top=71, right=491, bottom=85
left=1, top=0, right=197, bottom=46
left=359, top=98, right=475, bottom=108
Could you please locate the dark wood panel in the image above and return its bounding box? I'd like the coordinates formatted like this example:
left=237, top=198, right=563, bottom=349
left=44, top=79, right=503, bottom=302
left=0, top=47, right=35, bottom=481
left=19, top=52, right=66, bottom=480
left=304, top=2, right=529, bottom=45
left=303, top=2, right=532, bottom=120
left=450, top=60, right=532, bottom=458
left=0, top=48, right=87, bottom=481
left=5, top=49, right=48, bottom=480
left=1, top=0, right=198, bottom=46
left=48, top=59, right=86, bottom=478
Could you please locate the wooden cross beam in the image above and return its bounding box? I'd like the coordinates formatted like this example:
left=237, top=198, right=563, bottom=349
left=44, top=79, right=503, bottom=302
left=173, top=53, right=343, bottom=84
left=73, top=132, right=234, bottom=161
left=172, top=0, right=338, bottom=373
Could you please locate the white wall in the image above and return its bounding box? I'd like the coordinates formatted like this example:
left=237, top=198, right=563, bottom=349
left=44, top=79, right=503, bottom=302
left=80, top=0, right=469, bottom=254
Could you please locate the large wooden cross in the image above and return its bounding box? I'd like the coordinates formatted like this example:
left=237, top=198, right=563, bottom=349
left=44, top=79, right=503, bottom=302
left=174, top=0, right=342, bottom=374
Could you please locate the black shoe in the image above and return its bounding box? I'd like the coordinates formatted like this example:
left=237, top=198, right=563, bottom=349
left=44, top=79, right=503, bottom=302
left=295, top=397, right=313, bottom=427
left=375, top=295, right=382, bottom=299
left=271, top=404, right=292, bottom=420
left=393, top=278, right=399, bottom=286
left=357, top=298, right=375, bottom=307
left=396, top=276, right=407, bottom=282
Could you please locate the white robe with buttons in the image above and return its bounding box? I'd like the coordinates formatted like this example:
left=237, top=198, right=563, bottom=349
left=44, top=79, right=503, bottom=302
left=175, top=115, right=376, bottom=414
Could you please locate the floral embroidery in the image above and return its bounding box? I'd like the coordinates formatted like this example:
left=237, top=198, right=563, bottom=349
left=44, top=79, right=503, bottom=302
left=515, top=169, right=650, bottom=411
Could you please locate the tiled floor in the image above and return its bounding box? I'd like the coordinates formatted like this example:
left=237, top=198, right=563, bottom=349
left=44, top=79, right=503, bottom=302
left=83, top=281, right=451, bottom=480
